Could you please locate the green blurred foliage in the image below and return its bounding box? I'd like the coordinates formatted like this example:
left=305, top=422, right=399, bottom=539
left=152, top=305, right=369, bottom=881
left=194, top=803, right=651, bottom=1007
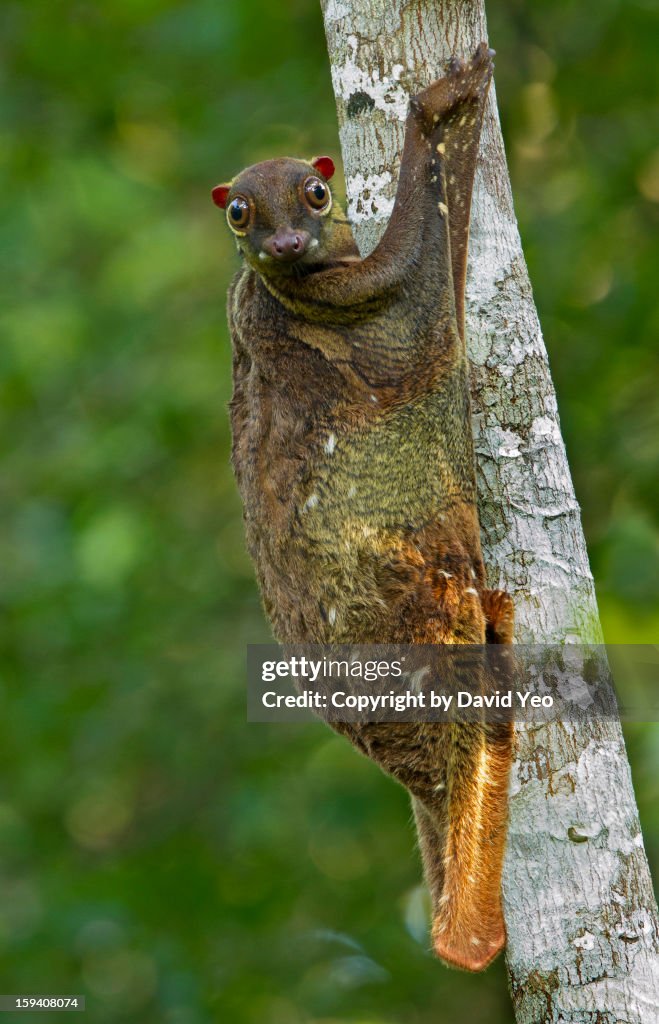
left=0, top=2, right=657, bottom=1022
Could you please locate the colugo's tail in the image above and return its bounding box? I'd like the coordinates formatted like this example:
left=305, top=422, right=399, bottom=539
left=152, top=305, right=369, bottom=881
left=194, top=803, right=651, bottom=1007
left=414, top=718, right=513, bottom=971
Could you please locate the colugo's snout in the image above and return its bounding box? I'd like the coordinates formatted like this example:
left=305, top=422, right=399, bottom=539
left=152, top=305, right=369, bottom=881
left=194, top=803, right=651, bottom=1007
left=262, top=228, right=311, bottom=263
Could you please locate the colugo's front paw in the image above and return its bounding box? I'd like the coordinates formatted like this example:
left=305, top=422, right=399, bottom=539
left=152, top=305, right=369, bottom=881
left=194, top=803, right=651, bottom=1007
left=447, top=41, right=496, bottom=88
left=410, top=42, right=495, bottom=132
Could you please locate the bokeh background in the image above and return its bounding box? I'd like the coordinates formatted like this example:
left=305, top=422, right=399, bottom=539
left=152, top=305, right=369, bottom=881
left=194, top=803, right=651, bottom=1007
left=1, top=1, right=658, bottom=1022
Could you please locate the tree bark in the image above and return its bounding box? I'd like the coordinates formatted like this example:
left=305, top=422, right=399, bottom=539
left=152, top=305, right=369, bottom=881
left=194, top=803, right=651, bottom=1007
left=319, top=1, right=659, bottom=1020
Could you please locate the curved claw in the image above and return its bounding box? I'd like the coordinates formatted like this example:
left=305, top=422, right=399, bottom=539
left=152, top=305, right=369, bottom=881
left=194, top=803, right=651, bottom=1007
left=471, top=41, right=494, bottom=62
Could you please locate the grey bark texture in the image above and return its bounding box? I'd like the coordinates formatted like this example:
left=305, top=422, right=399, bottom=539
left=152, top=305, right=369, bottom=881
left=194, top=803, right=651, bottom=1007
left=319, top=1, right=659, bottom=1020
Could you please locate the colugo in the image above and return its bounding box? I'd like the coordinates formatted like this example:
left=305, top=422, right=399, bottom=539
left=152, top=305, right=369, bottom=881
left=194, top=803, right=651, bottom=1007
left=212, top=43, right=514, bottom=972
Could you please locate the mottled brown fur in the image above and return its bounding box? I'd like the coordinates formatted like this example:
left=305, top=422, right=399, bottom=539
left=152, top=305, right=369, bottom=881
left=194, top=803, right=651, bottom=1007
left=215, top=44, right=514, bottom=971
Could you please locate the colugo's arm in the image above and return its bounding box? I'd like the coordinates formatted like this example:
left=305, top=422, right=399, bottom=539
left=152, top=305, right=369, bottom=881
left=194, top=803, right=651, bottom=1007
left=290, top=46, right=495, bottom=317
left=266, top=44, right=494, bottom=322
left=363, top=44, right=494, bottom=302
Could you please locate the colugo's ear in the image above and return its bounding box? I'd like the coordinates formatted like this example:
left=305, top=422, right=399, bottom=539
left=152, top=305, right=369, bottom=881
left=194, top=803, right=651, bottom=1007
left=311, top=156, right=335, bottom=181
left=211, top=183, right=231, bottom=209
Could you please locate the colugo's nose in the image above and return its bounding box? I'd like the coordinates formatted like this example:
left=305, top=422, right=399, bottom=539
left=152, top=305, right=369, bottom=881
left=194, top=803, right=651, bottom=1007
left=263, top=228, right=310, bottom=262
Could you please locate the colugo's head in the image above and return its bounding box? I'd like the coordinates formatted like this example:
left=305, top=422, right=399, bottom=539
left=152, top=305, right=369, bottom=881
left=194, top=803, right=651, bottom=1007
left=211, top=156, right=338, bottom=275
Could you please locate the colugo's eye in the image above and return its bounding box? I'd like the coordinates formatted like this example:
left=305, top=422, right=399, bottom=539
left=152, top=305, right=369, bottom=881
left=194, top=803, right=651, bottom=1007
left=227, top=196, right=250, bottom=231
left=304, top=176, right=330, bottom=210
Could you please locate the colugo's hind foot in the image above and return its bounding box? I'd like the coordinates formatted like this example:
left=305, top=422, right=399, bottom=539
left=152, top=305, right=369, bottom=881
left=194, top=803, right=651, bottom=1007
left=482, top=588, right=515, bottom=644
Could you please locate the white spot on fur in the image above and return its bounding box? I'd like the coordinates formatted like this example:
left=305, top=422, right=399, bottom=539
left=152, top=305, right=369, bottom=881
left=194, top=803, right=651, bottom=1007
left=303, top=494, right=319, bottom=511
left=370, top=393, right=378, bottom=403
left=309, top=238, right=319, bottom=250
left=465, top=587, right=478, bottom=596
left=436, top=142, right=445, bottom=154
left=471, top=937, right=481, bottom=946
left=437, top=202, right=448, bottom=216
left=439, top=570, right=453, bottom=579
left=324, top=433, right=336, bottom=454
left=328, top=607, right=337, bottom=625
left=348, top=485, right=356, bottom=498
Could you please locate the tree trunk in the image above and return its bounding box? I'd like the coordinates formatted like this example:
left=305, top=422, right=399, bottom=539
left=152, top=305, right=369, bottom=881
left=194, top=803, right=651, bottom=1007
left=319, top=1, right=659, bottom=1020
